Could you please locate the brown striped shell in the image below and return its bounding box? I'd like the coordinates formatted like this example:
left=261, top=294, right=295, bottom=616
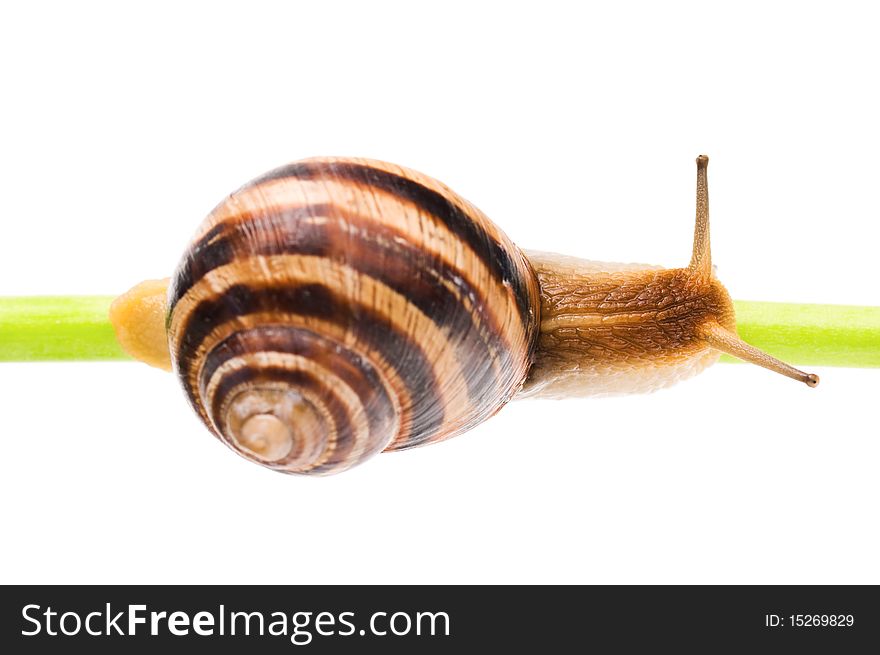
left=166, top=158, right=541, bottom=475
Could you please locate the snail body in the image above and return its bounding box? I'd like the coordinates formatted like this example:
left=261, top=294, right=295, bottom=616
left=521, top=252, right=735, bottom=398
left=110, top=156, right=817, bottom=475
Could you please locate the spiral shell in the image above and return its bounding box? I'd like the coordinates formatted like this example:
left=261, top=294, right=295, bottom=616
left=166, top=158, right=541, bottom=475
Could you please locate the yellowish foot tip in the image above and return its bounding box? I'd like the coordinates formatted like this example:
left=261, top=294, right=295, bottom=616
left=109, top=279, right=172, bottom=371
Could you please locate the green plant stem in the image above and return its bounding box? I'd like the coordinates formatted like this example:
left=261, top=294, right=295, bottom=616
left=723, top=300, right=880, bottom=368
left=0, top=297, right=878, bottom=367
left=0, top=296, right=127, bottom=361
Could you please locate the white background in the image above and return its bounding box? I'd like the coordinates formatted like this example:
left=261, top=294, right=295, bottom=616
left=1, top=1, right=878, bottom=584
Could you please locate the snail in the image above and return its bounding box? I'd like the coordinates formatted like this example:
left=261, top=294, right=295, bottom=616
left=109, top=155, right=817, bottom=476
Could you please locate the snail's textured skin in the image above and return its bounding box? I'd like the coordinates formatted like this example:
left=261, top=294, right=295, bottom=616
left=166, top=158, right=541, bottom=475
left=521, top=252, right=736, bottom=398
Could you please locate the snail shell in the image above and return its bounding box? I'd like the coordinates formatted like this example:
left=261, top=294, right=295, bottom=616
left=166, top=158, right=541, bottom=475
